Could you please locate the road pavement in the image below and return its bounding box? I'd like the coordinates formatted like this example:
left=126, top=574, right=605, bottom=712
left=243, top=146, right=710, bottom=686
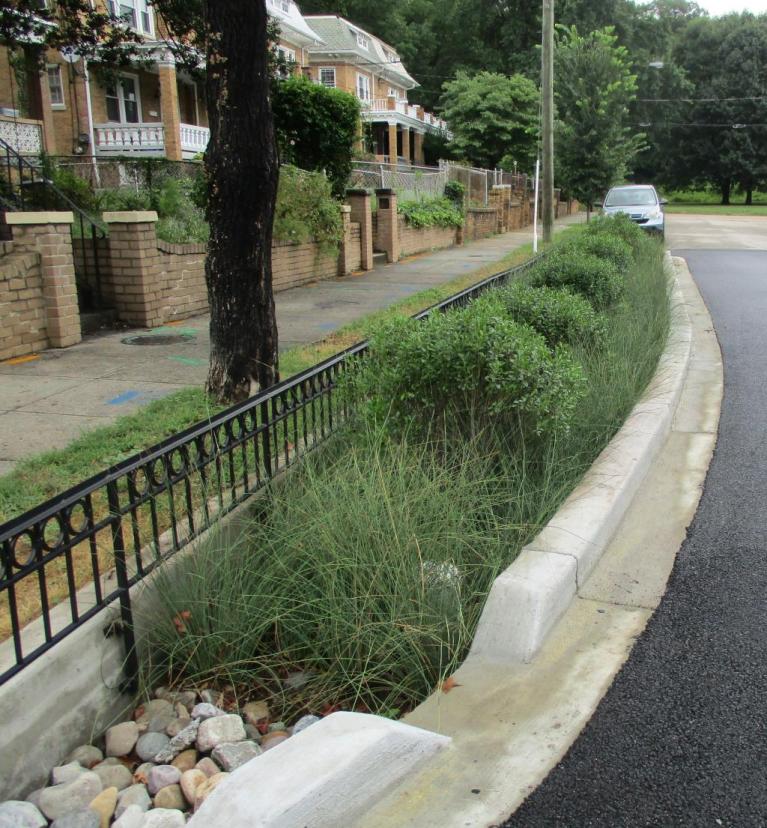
left=500, top=213, right=767, bottom=826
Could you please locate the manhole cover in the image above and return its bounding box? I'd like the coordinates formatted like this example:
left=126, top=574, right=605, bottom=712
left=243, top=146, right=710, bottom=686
left=121, top=334, right=195, bottom=346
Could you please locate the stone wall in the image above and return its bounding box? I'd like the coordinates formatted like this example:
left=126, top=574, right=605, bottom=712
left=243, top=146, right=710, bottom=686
left=156, top=241, right=208, bottom=321
left=465, top=207, right=498, bottom=242
left=0, top=247, right=48, bottom=360
left=398, top=217, right=459, bottom=258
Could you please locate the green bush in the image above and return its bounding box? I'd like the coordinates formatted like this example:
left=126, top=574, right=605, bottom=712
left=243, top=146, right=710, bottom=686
left=584, top=213, right=646, bottom=254
left=478, top=283, right=607, bottom=348
left=444, top=180, right=466, bottom=209
left=530, top=248, right=624, bottom=310
left=273, top=165, right=343, bottom=253
left=399, top=196, right=464, bottom=230
left=350, top=301, right=586, bottom=441
left=562, top=232, right=633, bottom=274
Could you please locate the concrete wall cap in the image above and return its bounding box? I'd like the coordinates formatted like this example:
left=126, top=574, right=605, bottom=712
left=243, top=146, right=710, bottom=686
left=340, top=205, right=352, bottom=213
left=102, top=211, right=159, bottom=223
left=5, top=211, right=75, bottom=225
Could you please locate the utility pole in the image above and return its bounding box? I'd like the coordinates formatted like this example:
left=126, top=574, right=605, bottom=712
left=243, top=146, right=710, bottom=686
left=542, top=0, right=555, bottom=243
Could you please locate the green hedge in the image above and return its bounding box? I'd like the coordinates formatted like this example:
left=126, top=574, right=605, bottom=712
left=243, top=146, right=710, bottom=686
left=399, top=196, right=464, bottom=230
left=561, top=233, right=633, bottom=274
left=530, top=249, right=624, bottom=310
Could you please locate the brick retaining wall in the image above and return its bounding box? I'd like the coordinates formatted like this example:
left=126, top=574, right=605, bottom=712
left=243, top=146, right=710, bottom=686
left=0, top=249, right=48, bottom=360
left=398, top=216, right=459, bottom=258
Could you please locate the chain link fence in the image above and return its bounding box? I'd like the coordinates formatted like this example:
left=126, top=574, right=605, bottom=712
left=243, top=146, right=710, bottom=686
left=50, top=156, right=202, bottom=192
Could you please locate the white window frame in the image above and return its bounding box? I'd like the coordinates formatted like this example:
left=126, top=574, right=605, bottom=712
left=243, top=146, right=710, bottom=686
left=105, top=73, right=143, bottom=124
left=269, top=0, right=291, bottom=11
left=356, top=31, right=370, bottom=50
left=276, top=45, right=297, bottom=78
left=319, top=67, right=336, bottom=88
left=356, top=73, right=371, bottom=103
left=107, top=0, right=154, bottom=36
left=46, top=64, right=65, bottom=109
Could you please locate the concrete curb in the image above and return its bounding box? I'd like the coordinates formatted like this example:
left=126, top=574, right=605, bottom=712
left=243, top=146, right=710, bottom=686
left=187, top=712, right=451, bottom=827
left=470, top=252, right=692, bottom=663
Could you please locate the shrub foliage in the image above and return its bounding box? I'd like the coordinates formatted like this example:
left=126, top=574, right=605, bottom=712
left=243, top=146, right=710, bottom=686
left=273, top=165, right=343, bottom=252
left=530, top=249, right=624, bottom=310
left=399, top=196, right=464, bottom=229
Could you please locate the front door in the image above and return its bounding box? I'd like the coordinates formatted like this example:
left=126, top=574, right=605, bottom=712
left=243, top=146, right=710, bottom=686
left=105, top=75, right=141, bottom=123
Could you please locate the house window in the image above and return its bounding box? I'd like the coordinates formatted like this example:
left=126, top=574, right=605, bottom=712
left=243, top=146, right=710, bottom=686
left=356, top=73, right=370, bottom=102
left=319, top=67, right=336, bottom=88
left=275, top=46, right=296, bottom=78
left=107, top=0, right=153, bottom=35
left=356, top=32, right=369, bottom=50
left=105, top=75, right=141, bottom=124
left=47, top=65, right=65, bottom=108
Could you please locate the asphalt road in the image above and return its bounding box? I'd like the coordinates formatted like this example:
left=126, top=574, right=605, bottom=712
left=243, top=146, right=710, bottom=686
left=500, top=227, right=767, bottom=826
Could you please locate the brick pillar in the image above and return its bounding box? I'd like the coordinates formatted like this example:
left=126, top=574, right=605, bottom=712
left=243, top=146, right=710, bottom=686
left=375, top=188, right=399, bottom=263
left=35, top=63, right=58, bottom=155
left=401, top=126, right=411, bottom=164
left=6, top=211, right=82, bottom=348
left=103, top=211, right=163, bottom=328
left=413, top=131, right=425, bottom=165
left=346, top=189, right=373, bottom=270
left=158, top=61, right=183, bottom=161
left=337, top=205, right=354, bottom=276
left=388, top=122, right=398, bottom=169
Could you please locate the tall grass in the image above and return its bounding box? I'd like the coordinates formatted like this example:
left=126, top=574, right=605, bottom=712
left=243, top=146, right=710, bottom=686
left=140, top=232, right=670, bottom=718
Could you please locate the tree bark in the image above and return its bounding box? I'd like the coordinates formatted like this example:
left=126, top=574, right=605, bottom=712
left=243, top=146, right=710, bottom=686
left=746, top=187, right=753, bottom=205
left=204, top=0, right=279, bottom=403
left=720, top=179, right=731, bottom=206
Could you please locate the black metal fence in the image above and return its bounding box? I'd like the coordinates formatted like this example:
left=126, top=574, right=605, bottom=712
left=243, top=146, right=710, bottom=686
left=0, top=256, right=539, bottom=689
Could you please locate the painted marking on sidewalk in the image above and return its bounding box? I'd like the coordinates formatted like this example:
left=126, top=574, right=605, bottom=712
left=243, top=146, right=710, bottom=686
left=168, top=356, right=206, bottom=367
left=107, top=390, right=141, bottom=406
left=3, top=354, right=40, bottom=366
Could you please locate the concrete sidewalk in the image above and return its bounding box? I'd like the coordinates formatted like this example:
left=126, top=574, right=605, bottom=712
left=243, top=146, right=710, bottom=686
left=0, top=215, right=582, bottom=473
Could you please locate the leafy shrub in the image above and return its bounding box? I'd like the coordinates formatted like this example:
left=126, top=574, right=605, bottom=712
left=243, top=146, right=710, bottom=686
left=350, top=301, right=586, bottom=440
left=444, top=180, right=466, bottom=209
left=273, top=165, right=343, bottom=253
left=478, top=283, right=607, bottom=348
left=585, top=213, right=646, bottom=254
left=399, top=196, right=464, bottom=229
left=562, top=232, right=633, bottom=274
left=530, top=249, right=624, bottom=310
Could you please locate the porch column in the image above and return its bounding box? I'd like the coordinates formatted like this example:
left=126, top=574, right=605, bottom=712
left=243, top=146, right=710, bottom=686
left=414, top=131, right=424, bottom=166
left=158, top=59, right=183, bottom=161
left=401, top=126, right=411, bottom=164
left=388, top=122, right=398, bottom=169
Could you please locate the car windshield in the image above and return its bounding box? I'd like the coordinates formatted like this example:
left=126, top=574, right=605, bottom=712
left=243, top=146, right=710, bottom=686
left=605, top=188, right=657, bottom=207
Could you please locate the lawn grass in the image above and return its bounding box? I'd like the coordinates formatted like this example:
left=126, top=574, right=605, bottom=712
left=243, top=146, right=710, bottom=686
left=664, top=203, right=767, bottom=216
left=140, top=229, right=670, bottom=720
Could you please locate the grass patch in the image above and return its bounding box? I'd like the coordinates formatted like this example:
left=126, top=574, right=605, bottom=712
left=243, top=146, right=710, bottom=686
left=140, top=226, right=670, bottom=720
left=664, top=203, right=767, bottom=216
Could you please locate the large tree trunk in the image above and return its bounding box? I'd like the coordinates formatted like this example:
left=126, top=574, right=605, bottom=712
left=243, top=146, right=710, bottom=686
left=720, top=179, right=731, bottom=206
left=746, top=187, right=753, bottom=206
left=204, top=0, right=279, bottom=403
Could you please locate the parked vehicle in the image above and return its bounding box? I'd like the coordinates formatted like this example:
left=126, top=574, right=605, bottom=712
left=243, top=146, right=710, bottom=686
left=601, top=184, right=666, bottom=238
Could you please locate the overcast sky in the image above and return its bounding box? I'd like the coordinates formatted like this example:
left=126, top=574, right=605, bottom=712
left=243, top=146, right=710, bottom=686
left=694, top=0, right=767, bottom=14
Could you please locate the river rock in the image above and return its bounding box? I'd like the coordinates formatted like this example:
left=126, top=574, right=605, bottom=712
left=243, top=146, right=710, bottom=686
left=147, top=765, right=181, bottom=796
left=179, top=770, right=206, bottom=805
left=132, top=763, right=154, bottom=784
left=165, top=717, right=191, bottom=738
left=211, top=741, right=262, bottom=771
left=88, top=787, right=117, bottom=828
left=153, top=720, right=199, bottom=763
left=170, top=749, right=197, bottom=773
left=142, top=809, right=186, bottom=827
left=197, top=715, right=246, bottom=752
left=241, top=701, right=269, bottom=726
left=24, top=790, right=44, bottom=811
left=39, top=772, right=102, bottom=821
left=292, top=714, right=320, bottom=735
left=105, top=722, right=139, bottom=758
left=193, top=773, right=228, bottom=811
left=92, top=762, right=133, bottom=792
left=135, top=732, right=170, bottom=762
left=154, top=784, right=186, bottom=811
left=135, top=699, right=174, bottom=728
left=190, top=703, right=224, bottom=721
left=195, top=757, right=219, bottom=777
left=51, top=762, right=87, bottom=785
left=49, top=811, right=99, bottom=828
left=66, top=746, right=103, bottom=769
left=199, top=690, right=221, bottom=706
left=268, top=721, right=287, bottom=733
left=0, top=801, right=47, bottom=827
left=115, top=785, right=150, bottom=819
left=112, top=805, right=144, bottom=828
left=260, top=731, right=289, bottom=751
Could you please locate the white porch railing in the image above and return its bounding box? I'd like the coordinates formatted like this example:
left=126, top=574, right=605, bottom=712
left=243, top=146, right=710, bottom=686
left=94, top=123, right=165, bottom=156
left=0, top=116, right=44, bottom=155
left=362, top=98, right=450, bottom=133
left=179, top=123, right=210, bottom=157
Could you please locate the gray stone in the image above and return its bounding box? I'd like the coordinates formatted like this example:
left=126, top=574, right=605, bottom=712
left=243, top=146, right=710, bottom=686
left=165, top=717, right=191, bottom=738
left=147, top=709, right=176, bottom=733
left=112, top=804, right=145, bottom=828
left=115, top=785, right=151, bottom=819
left=135, top=699, right=174, bottom=728
left=51, top=762, right=87, bottom=785
left=197, top=715, right=246, bottom=753
left=0, top=800, right=47, bottom=828
left=153, top=719, right=199, bottom=763
left=292, top=715, right=321, bottom=735
left=49, top=811, right=100, bottom=828
left=199, top=690, right=220, bottom=706
left=92, top=762, right=133, bottom=791
left=65, top=746, right=103, bottom=769
left=211, top=741, right=262, bottom=771
left=23, top=791, right=44, bottom=811
left=190, top=703, right=225, bottom=721
left=267, top=721, right=287, bottom=733
left=133, top=763, right=155, bottom=781
left=153, top=784, right=186, bottom=811
left=243, top=723, right=262, bottom=742
left=135, top=731, right=170, bottom=762
left=105, top=722, right=140, bottom=758
left=38, top=772, right=102, bottom=821
left=147, top=765, right=181, bottom=796
left=142, top=809, right=186, bottom=827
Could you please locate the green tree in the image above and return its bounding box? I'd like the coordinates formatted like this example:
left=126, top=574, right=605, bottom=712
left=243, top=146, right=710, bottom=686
left=554, top=26, right=645, bottom=215
left=440, top=71, right=538, bottom=170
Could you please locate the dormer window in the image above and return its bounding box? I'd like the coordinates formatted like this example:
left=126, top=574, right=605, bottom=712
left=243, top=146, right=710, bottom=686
left=356, top=32, right=369, bottom=50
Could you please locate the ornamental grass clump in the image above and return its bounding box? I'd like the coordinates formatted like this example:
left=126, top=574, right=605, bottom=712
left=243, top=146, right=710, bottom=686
left=476, top=282, right=607, bottom=349
left=348, top=301, right=586, bottom=442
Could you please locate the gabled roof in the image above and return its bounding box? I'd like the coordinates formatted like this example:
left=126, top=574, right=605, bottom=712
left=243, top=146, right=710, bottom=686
left=267, top=0, right=325, bottom=48
left=304, top=15, right=418, bottom=90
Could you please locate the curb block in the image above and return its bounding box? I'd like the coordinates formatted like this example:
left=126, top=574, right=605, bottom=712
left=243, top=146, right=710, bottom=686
left=187, top=712, right=451, bottom=827
left=470, top=253, right=692, bottom=663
